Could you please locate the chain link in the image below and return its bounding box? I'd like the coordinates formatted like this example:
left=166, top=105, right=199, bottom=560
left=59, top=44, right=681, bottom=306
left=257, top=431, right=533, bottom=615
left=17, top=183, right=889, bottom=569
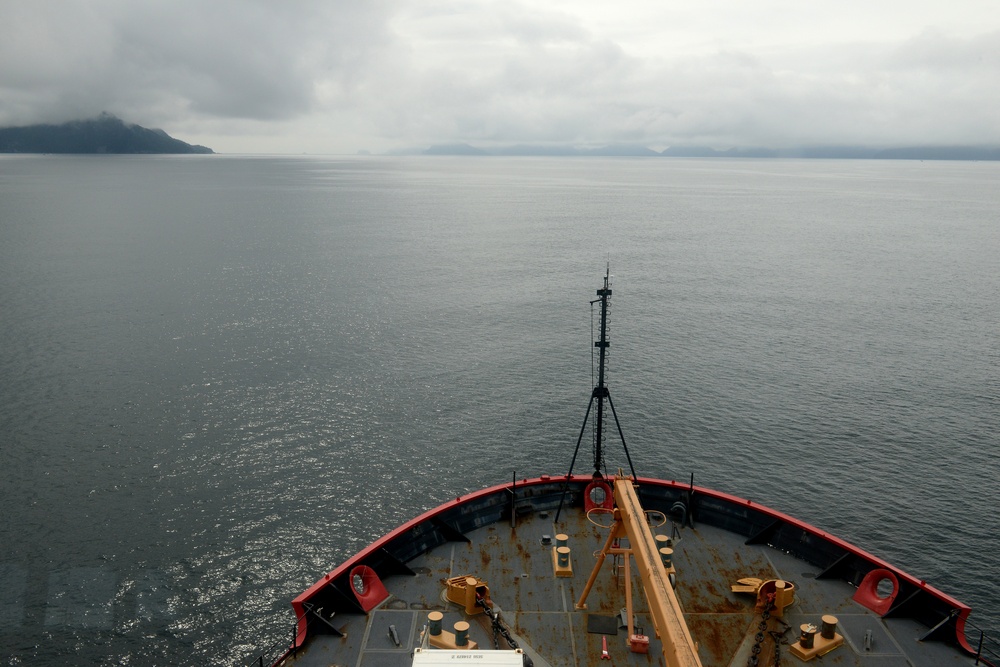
left=747, top=593, right=780, bottom=667
left=477, top=595, right=520, bottom=651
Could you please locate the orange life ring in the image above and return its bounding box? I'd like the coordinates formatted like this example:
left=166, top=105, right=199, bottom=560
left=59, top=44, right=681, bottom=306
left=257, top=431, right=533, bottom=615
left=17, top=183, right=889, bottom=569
left=584, top=479, right=614, bottom=513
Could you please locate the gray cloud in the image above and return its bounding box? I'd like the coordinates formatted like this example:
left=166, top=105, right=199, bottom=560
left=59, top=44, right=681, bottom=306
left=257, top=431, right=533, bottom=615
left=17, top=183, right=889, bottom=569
left=0, top=0, right=392, bottom=127
left=1, top=0, right=998, bottom=152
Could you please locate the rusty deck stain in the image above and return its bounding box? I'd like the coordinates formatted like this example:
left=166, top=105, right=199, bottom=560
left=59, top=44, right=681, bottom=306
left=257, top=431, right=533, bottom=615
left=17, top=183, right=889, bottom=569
left=279, top=499, right=979, bottom=667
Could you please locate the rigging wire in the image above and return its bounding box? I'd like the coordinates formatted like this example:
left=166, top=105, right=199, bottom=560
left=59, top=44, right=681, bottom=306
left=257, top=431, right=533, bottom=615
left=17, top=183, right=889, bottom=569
left=590, top=299, right=598, bottom=471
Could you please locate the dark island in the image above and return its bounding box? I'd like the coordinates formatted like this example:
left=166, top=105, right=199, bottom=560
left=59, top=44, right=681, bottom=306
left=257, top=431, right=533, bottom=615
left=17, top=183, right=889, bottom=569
left=0, top=113, right=213, bottom=154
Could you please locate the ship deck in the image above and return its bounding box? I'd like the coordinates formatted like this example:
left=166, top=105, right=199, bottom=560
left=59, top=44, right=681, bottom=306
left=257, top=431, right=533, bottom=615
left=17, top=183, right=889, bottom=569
left=275, top=477, right=980, bottom=667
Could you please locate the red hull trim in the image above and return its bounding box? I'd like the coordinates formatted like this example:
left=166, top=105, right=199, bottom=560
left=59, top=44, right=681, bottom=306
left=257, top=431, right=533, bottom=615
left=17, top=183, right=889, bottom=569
left=282, top=474, right=975, bottom=659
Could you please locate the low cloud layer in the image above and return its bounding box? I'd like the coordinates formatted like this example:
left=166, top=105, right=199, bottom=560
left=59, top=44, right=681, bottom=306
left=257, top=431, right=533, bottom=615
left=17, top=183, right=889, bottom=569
left=2, top=0, right=998, bottom=152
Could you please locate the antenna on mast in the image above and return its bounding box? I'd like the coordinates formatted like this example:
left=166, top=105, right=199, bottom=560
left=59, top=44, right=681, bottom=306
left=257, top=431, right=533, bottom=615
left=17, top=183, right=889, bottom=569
left=592, top=264, right=612, bottom=474
left=556, top=265, right=637, bottom=522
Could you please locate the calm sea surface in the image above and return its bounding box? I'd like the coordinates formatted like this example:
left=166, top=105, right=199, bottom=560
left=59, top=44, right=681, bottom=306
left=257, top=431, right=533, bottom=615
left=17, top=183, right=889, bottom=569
left=1, top=155, right=998, bottom=665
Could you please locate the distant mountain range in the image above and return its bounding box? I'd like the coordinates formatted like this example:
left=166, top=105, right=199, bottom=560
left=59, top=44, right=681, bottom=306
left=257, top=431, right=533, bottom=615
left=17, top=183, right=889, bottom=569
left=0, top=113, right=213, bottom=154
left=399, top=142, right=1000, bottom=160
left=3, top=115, right=994, bottom=160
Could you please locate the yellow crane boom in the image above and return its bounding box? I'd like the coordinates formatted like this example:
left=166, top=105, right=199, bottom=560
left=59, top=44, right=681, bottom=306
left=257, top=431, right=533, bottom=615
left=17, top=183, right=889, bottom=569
left=576, top=475, right=703, bottom=667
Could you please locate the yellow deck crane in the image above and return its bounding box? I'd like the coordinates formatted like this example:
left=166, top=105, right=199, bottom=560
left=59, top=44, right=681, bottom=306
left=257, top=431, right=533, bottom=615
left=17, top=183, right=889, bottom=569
left=576, top=474, right=704, bottom=667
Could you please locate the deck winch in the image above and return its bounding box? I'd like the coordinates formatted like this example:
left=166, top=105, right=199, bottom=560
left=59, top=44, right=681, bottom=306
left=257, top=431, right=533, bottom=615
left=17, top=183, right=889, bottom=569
left=444, top=575, right=491, bottom=615
left=731, top=577, right=797, bottom=618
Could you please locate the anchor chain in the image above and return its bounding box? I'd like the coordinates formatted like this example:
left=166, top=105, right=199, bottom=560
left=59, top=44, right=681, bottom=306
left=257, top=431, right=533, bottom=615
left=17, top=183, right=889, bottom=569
left=476, top=594, right=520, bottom=651
left=747, top=593, right=782, bottom=667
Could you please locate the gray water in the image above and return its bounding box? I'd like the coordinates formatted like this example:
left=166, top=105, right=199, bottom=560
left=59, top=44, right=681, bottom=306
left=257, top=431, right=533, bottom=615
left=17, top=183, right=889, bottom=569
left=1, top=155, right=997, bottom=665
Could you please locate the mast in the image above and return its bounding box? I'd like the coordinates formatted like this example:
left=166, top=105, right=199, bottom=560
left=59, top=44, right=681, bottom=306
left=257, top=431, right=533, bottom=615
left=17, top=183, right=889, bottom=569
left=592, top=266, right=612, bottom=475
left=556, top=266, right=638, bottom=522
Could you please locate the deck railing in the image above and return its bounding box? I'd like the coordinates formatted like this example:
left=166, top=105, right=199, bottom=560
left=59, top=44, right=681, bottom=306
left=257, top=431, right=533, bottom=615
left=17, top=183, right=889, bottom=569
left=243, top=622, right=296, bottom=667
left=965, top=618, right=999, bottom=667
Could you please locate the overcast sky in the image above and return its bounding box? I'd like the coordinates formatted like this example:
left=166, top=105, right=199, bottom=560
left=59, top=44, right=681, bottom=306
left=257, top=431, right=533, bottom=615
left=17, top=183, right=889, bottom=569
left=2, top=0, right=999, bottom=153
